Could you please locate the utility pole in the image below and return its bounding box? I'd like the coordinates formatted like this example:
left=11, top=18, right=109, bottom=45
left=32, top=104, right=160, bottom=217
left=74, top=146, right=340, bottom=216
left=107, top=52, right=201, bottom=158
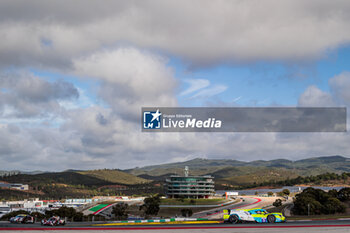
left=307, top=203, right=310, bottom=216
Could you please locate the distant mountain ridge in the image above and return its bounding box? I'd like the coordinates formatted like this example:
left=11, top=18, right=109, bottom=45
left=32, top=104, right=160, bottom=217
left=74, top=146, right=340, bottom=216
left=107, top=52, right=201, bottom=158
left=2, top=155, right=348, bottom=176
left=125, top=155, right=350, bottom=177
left=1, top=155, right=349, bottom=199
left=0, top=170, right=47, bottom=176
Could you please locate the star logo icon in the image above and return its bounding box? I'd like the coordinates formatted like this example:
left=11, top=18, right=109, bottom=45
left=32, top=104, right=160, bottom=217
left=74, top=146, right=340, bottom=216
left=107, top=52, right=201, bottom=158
left=143, top=109, right=162, bottom=129
left=151, top=109, right=162, bottom=122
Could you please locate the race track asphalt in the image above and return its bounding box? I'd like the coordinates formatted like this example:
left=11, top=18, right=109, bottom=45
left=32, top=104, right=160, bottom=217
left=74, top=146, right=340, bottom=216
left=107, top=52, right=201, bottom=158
left=1, top=197, right=349, bottom=232
left=1, top=219, right=350, bottom=232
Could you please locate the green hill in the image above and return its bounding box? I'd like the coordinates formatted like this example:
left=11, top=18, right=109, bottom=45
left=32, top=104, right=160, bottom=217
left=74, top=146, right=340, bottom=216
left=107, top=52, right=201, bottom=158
left=2, top=155, right=349, bottom=199
left=126, top=155, right=350, bottom=177
left=2, top=172, right=107, bottom=186
left=0, top=169, right=152, bottom=200
left=2, top=169, right=148, bottom=187
left=125, top=158, right=247, bottom=175
left=78, top=169, right=149, bottom=185
left=125, top=155, right=350, bottom=188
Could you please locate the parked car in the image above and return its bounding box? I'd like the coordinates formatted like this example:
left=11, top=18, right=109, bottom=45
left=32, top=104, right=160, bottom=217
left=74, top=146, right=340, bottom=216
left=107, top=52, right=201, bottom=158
left=10, top=214, right=35, bottom=224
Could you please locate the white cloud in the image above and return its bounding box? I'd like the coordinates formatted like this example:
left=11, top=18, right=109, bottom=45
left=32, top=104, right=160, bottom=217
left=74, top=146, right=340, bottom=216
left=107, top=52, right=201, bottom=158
left=329, top=72, right=350, bottom=105
left=2, top=1, right=350, bottom=171
left=0, top=71, right=79, bottom=118
left=3, top=114, right=350, bottom=171
left=232, top=96, right=242, bottom=103
left=73, top=47, right=178, bottom=119
left=58, top=87, right=94, bottom=110
left=180, top=79, right=227, bottom=99
left=191, top=84, right=227, bottom=99
left=180, top=79, right=210, bottom=96
left=299, top=71, right=350, bottom=107
left=1, top=1, right=350, bottom=67
left=298, top=85, right=335, bottom=107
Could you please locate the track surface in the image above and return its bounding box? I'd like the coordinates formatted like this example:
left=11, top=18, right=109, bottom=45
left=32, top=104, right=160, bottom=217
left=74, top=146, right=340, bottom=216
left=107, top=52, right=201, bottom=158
left=193, top=196, right=260, bottom=218
left=1, top=197, right=349, bottom=232
left=1, top=219, right=350, bottom=230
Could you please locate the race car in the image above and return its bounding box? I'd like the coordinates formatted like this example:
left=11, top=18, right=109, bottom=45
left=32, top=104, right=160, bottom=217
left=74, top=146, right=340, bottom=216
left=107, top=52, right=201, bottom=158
left=10, top=214, right=35, bottom=224
left=41, top=216, right=65, bottom=226
left=223, top=208, right=285, bottom=224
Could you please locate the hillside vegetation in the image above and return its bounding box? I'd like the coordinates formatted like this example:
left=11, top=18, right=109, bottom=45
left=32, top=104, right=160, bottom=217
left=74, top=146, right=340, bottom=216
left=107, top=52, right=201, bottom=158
left=1, top=155, right=349, bottom=200
left=0, top=169, right=155, bottom=200
left=293, top=187, right=350, bottom=215
left=126, top=155, right=350, bottom=177
left=215, top=167, right=300, bottom=187
left=2, top=169, right=148, bottom=187
left=78, top=169, right=149, bottom=185
left=126, top=155, right=350, bottom=189
left=1, top=172, right=112, bottom=187
left=275, top=172, right=350, bottom=187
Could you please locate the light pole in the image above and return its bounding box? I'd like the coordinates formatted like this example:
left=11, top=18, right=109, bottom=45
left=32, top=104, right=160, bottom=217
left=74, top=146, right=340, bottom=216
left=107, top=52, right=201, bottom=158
left=307, top=203, right=310, bottom=216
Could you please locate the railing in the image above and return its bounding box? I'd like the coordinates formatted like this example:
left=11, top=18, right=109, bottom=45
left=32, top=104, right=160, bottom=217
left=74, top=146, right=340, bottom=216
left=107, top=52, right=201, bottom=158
left=165, top=180, right=214, bottom=184
left=167, top=186, right=214, bottom=190
left=166, top=192, right=214, bottom=195
left=166, top=184, right=214, bottom=188
left=167, top=189, right=215, bottom=193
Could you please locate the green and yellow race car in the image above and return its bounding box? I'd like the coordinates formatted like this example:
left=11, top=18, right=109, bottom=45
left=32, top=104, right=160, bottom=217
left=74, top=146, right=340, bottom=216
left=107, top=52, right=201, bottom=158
left=223, top=208, right=286, bottom=224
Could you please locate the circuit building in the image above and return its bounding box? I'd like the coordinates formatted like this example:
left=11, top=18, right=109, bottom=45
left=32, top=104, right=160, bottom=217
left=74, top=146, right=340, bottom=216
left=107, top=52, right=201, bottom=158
left=165, top=166, right=215, bottom=199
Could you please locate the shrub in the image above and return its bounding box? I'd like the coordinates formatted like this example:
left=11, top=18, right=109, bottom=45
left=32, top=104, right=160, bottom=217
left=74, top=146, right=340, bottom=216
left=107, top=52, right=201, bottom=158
left=140, top=194, right=160, bottom=217
left=292, top=187, right=347, bottom=215
left=273, top=199, right=282, bottom=207
left=180, top=209, right=193, bottom=217
left=282, top=189, right=290, bottom=196
left=338, top=188, right=350, bottom=201
left=112, top=203, right=128, bottom=220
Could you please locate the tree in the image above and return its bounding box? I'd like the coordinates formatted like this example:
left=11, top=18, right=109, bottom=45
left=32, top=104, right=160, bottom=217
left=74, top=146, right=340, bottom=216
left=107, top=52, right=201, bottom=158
left=276, top=191, right=284, bottom=197
left=338, top=188, right=350, bottom=201
left=31, top=212, right=45, bottom=221
left=273, top=199, right=282, bottom=207
left=72, top=212, right=84, bottom=222
left=292, top=187, right=347, bottom=215
left=267, top=192, right=274, bottom=197
left=342, top=173, right=348, bottom=182
left=112, top=203, right=128, bottom=220
left=45, top=206, right=84, bottom=221
left=180, top=208, right=193, bottom=217
left=328, top=189, right=338, bottom=198
left=293, top=196, right=322, bottom=215
left=322, top=198, right=346, bottom=214
left=46, top=206, right=76, bottom=218
left=282, top=189, right=290, bottom=196
left=140, top=195, right=160, bottom=217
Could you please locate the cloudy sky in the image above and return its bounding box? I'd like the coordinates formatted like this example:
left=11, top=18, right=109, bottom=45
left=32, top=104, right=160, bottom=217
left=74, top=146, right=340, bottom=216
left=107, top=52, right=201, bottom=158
left=1, top=0, right=350, bottom=171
